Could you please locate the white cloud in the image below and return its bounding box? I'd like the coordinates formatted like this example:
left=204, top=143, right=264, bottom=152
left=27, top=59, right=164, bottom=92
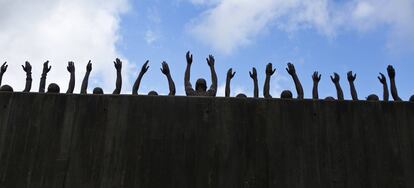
left=0, top=0, right=131, bottom=93
left=188, top=0, right=414, bottom=54
left=145, top=29, right=159, bottom=45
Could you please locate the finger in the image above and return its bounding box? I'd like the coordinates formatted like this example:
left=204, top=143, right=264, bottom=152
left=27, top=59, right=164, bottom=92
left=2, top=62, right=6, bottom=66
left=286, top=68, right=289, bottom=72
left=21, top=65, right=25, bottom=70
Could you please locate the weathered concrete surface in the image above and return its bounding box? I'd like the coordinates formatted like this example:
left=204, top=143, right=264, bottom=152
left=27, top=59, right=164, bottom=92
left=0, top=92, right=413, bottom=188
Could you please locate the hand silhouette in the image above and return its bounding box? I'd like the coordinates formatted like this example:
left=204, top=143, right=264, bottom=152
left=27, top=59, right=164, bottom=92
left=186, top=51, right=193, bottom=65
left=1, top=62, right=7, bottom=74
left=114, top=58, right=122, bottom=71
left=42, top=61, right=51, bottom=74
left=312, top=71, right=321, bottom=82
left=227, top=68, right=236, bottom=79
left=67, top=61, right=75, bottom=73
left=378, top=73, right=386, bottom=84
left=249, top=67, right=257, bottom=79
left=286, top=63, right=296, bottom=75
left=207, top=55, right=215, bottom=67
left=266, top=63, right=276, bottom=76
left=330, top=72, right=340, bottom=83
left=347, top=71, right=356, bottom=82
left=387, top=65, right=395, bottom=79
left=22, top=61, right=32, bottom=73
left=161, top=61, right=170, bottom=75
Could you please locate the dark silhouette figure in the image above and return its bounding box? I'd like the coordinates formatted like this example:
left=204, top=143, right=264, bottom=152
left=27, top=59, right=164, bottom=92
left=184, top=51, right=217, bottom=96
left=39, top=61, right=51, bottom=93
left=22, top=61, right=32, bottom=92
left=66, top=62, right=75, bottom=94
left=161, top=61, right=176, bottom=96
left=312, top=71, right=321, bottom=99
left=347, top=71, right=358, bottom=100
left=280, top=90, right=293, bottom=99
left=249, top=67, right=259, bottom=98
left=325, top=96, right=335, bottom=101
left=148, top=91, right=158, bottom=96
left=387, top=65, right=402, bottom=101
left=286, top=63, right=304, bottom=99
left=377, top=73, right=389, bottom=101
left=330, top=73, right=344, bottom=100
left=132, top=60, right=149, bottom=95
left=236, top=93, right=247, bottom=98
left=225, top=68, right=235, bottom=97
left=113, top=58, right=122, bottom=94
left=263, top=63, right=276, bottom=98
left=47, top=83, right=60, bottom=93
left=409, top=95, right=414, bottom=102
left=0, top=85, right=13, bottom=92
left=93, top=87, right=103, bottom=94
left=0, top=62, right=8, bottom=86
left=81, top=61, right=92, bottom=94
left=367, top=94, right=379, bottom=101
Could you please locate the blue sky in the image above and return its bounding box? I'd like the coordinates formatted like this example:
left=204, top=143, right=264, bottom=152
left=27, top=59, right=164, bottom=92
left=1, top=0, right=413, bottom=99
left=116, top=0, right=414, bottom=99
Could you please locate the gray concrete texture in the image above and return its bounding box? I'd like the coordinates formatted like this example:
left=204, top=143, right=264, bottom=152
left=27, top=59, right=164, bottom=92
left=0, top=92, right=413, bottom=188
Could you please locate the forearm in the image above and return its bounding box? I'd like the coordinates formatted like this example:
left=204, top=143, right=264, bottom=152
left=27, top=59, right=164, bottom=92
left=292, top=75, right=304, bottom=99
left=383, top=84, right=389, bottom=101
left=225, top=78, right=231, bottom=97
left=23, top=73, right=32, bottom=92
left=132, top=74, right=144, bottom=95
left=264, top=76, right=271, bottom=98
left=210, top=66, right=217, bottom=91
left=390, top=79, right=401, bottom=101
left=335, top=83, right=344, bottom=100
left=166, top=74, right=176, bottom=96
left=113, top=71, right=122, bottom=94
left=66, top=73, right=75, bottom=94
left=39, top=73, right=47, bottom=93
left=0, top=73, right=3, bottom=86
left=81, top=72, right=90, bottom=94
left=312, top=83, right=319, bottom=99
left=349, top=82, right=358, bottom=100
left=253, top=79, right=258, bottom=98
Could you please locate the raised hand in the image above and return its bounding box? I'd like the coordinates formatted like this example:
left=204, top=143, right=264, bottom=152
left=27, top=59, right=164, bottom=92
left=286, top=62, right=296, bottom=75
left=86, top=60, right=92, bottom=72
left=114, top=58, right=122, bottom=71
left=67, top=61, right=75, bottom=73
left=186, top=51, right=193, bottom=65
left=378, top=73, right=386, bottom=84
left=249, top=67, right=257, bottom=80
left=22, top=61, right=32, bottom=73
left=266, top=63, right=276, bottom=76
left=160, top=61, right=170, bottom=75
left=312, top=71, right=321, bottom=83
left=207, top=55, right=215, bottom=67
left=141, top=60, right=150, bottom=74
left=387, top=65, right=395, bottom=79
left=42, top=61, right=51, bottom=74
left=330, top=72, right=340, bottom=83
left=227, top=68, right=236, bottom=79
left=347, top=71, right=357, bottom=82
left=1, top=62, right=8, bottom=74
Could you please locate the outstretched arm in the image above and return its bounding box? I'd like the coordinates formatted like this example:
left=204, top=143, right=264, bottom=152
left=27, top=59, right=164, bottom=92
left=225, top=68, right=235, bottom=97
left=132, top=60, right=149, bottom=95
left=81, top=61, right=92, bottom=94
left=207, top=55, right=218, bottom=96
left=112, top=58, right=122, bottom=94
left=286, top=63, right=304, bottom=99
left=330, top=73, right=344, bottom=100
left=66, top=61, right=75, bottom=94
left=22, top=61, right=32, bottom=92
left=39, top=61, right=51, bottom=93
left=249, top=67, right=259, bottom=98
left=347, top=71, right=358, bottom=100
left=0, top=62, right=8, bottom=86
left=184, top=51, right=195, bottom=95
left=312, top=71, right=321, bottom=99
left=378, top=73, right=389, bottom=101
left=161, top=61, right=176, bottom=96
left=387, top=65, right=402, bottom=101
left=264, top=63, right=276, bottom=98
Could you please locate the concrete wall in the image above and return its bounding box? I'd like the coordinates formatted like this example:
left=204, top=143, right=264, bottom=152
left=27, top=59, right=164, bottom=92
left=0, top=92, right=413, bottom=188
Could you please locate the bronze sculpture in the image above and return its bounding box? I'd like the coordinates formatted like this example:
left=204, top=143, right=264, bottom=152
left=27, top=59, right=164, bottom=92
left=249, top=67, right=259, bottom=98
left=387, top=65, right=402, bottom=101
left=47, top=83, right=60, bottom=93
left=39, top=61, right=51, bottom=93
left=66, top=61, right=75, bottom=94
left=132, top=60, right=149, bottom=95
left=80, top=61, right=92, bottom=94
left=184, top=51, right=217, bottom=96
left=286, top=63, right=303, bottom=99
left=263, top=63, right=275, bottom=98
left=330, top=72, right=344, bottom=100
left=0, top=62, right=8, bottom=86
left=225, top=68, right=235, bottom=97
left=113, top=58, right=122, bottom=94
left=161, top=61, right=176, bottom=96
left=377, top=73, right=389, bottom=101
left=22, top=61, right=32, bottom=92
left=312, top=71, right=321, bottom=99
left=347, top=71, right=358, bottom=100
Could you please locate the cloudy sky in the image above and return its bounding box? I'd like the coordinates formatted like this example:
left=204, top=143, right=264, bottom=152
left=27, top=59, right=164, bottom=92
left=1, top=0, right=413, bottom=99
